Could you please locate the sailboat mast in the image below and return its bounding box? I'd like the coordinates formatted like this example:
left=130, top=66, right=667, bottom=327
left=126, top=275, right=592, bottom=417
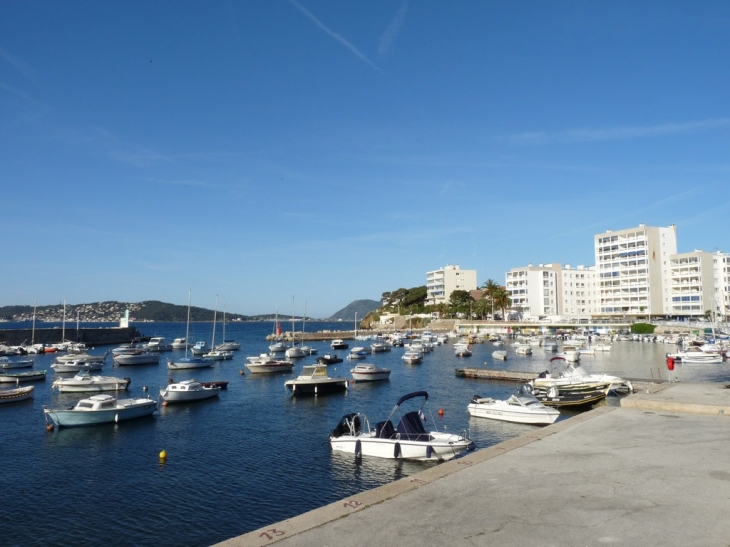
left=61, top=300, right=66, bottom=343
left=31, top=299, right=37, bottom=345
left=185, top=290, right=191, bottom=358
left=211, top=296, right=218, bottom=348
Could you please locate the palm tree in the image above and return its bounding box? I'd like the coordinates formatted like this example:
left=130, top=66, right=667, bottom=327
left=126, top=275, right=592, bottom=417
left=481, top=279, right=500, bottom=318
left=492, top=288, right=512, bottom=320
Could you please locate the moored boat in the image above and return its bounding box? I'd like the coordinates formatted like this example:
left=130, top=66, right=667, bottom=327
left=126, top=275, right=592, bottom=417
left=0, top=369, right=47, bottom=383
left=245, top=354, right=294, bottom=374
left=0, top=356, right=35, bottom=369
left=159, top=379, right=221, bottom=403
left=467, top=386, right=560, bottom=425
left=316, top=353, right=343, bottom=365
left=329, top=391, right=474, bottom=461
left=52, top=371, right=131, bottom=393
left=284, top=364, right=348, bottom=395
left=43, top=394, right=157, bottom=428
left=0, top=385, right=34, bottom=404
left=350, top=363, right=391, bottom=382
left=113, top=350, right=161, bottom=366
left=51, top=359, right=104, bottom=373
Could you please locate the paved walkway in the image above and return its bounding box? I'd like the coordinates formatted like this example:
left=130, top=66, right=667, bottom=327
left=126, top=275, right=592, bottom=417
left=215, top=381, right=730, bottom=547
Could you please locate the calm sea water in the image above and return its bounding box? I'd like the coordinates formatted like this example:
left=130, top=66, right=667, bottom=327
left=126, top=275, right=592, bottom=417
left=1, top=322, right=729, bottom=547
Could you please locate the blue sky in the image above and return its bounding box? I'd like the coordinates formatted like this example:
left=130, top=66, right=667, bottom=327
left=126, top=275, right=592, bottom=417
left=2, top=1, right=729, bottom=318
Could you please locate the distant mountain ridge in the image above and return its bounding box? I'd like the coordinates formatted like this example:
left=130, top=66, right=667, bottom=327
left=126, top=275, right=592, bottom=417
left=328, top=300, right=381, bottom=321
left=0, top=299, right=382, bottom=323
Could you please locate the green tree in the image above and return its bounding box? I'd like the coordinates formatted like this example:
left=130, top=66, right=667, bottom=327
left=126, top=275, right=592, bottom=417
left=492, top=288, right=512, bottom=320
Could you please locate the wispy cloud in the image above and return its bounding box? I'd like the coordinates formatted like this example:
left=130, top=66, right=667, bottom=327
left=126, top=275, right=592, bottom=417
left=289, top=0, right=382, bottom=73
left=0, top=49, right=35, bottom=79
left=504, top=118, right=730, bottom=144
left=0, top=82, right=36, bottom=103
left=378, top=1, right=408, bottom=56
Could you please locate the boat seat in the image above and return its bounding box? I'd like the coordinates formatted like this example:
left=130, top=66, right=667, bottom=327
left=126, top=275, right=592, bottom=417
left=375, top=420, right=396, bottom=439
left=396, top=412, right=432, bottom=442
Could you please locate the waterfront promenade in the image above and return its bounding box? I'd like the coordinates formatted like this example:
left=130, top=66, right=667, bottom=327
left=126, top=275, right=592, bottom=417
left=216, top=381, right=730, bottom=547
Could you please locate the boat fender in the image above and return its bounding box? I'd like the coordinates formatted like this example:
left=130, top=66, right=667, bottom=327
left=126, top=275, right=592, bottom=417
left=394, top=442, right=401, bottom=459
left=355, top=440, right=362, bottom=458
left=426, top=445, right=432, bottom=459
left=666, top=356, right=675, bottom=371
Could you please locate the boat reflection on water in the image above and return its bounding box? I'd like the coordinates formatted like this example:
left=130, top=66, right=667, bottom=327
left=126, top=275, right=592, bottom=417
left=328, top=450, right=438, bottom=490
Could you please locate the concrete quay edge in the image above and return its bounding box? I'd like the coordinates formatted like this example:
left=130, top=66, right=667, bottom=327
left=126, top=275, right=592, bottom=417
left=213, top=380, right=730, bottom=547
left=213, top=405, right=616, bottom=547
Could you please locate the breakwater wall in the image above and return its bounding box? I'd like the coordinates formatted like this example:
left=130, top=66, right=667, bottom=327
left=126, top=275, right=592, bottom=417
left=0, top=326, right=142, bottom=347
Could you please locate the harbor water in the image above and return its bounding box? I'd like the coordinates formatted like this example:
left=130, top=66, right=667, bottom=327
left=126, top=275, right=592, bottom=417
left=1, top=322, right=729, bottom=547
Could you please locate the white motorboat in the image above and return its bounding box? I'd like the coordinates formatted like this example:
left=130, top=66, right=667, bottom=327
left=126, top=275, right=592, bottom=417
left=527, top=357, right=632, bottom=407
left=347, top=347, right=370, bottom=360
left=285, top=344, right=307, bottom=359
left=329, top=391, right=474, bottom=461
left=593, top=344, right=612, bottom=352
left=370, top=341, right=391, bottom=353
left=284, top=364, right=348, bottom=395
left=401, top=351, right=423, bottom=364
left=330, top=339, right=349, bottom=350
left=454, top=343, right=472, bottom=357
left=51, top=359, right=103, bottom=373
left=492, top=350, right=507, bottom=361
left=145, top=337, right=173, bottom=352
left=515, top=344, right=532, bottom=355
left=171, top=338, right=192, bottom=350
left=190, top=341, right=208, bottom=355
left=350, top=363, right=391, bottom=382
left=467, top=386, right=560, bottom=425
left=679, top=353, right=723, bottom=364
left=159, top=379, right=221, bottom=403
left=0, top=356, right=34, bottom=369
left=245, top=354, right=294, bottom=374
left=111, top=343, right=146, bottom=355
left=0, top=385, right=34, bottom=404
left=268, top=340, right=291, bottom=353
left=215, top=340, right=241, bottom=352
left=559, top=345, right=581, bottom=362
left=52, top=371, right=131, bottom=393
left=113, top=350, right=160, bottom=366
left=44, top=394, right=157, bottom=428
left=53, top=352, right=108, bottom=364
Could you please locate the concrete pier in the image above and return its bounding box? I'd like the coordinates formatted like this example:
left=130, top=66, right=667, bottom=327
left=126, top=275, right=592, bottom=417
left=455, top=367, right=538, bottom=381
left=214, top=381, right=730, bottom=547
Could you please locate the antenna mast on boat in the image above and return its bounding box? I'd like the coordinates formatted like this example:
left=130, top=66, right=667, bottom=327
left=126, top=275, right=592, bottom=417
left=184, top=290, right=191, bottom=358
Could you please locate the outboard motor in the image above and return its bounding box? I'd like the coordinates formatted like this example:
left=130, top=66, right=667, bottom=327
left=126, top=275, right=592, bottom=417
left=329, top=413, right=360, bottom=438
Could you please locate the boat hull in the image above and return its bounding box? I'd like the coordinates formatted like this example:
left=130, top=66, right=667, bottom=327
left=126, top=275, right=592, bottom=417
left=159, top=388, right=220, bottom=403
left=113, top=353, right=160, bottom=365
left=467, top=403, right=559, bottom=425
left=53, top=377, right=131, bottom=393
left=245, top=363, right=294, bottom=374
left=285, top=379, right=348, bottom=395
left=44, top=399, right=157, bottom=427
left=0, top=370, right=47, bottom=383
left=0, top=386, right=34, bottom=403
left=166, top=359, right=213, bottom=370
left=330, top=432, right=471, bottom=461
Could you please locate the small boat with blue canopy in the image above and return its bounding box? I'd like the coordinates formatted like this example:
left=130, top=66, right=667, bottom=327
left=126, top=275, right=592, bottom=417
left=329, top=391, right=473, bottom=461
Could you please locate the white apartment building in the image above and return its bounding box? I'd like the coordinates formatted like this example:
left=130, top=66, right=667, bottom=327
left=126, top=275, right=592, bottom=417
left=594, top=224, right=677, bottom=317
left=667, top=250, right=715, bottom=318
left=714, top=252, right=730, bottom=319
left=561, top=265, right=597, bottom=317
left=506, top=263, right=596, bottom=319
left=505, top=264, right=561, bottom=317
left=426, top=264, right=477, bottom=305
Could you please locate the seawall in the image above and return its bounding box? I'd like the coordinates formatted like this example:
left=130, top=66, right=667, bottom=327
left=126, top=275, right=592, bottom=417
left=0, top=326, right=142, bottom=347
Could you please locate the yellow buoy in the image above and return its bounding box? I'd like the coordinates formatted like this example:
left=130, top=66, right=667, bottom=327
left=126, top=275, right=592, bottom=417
left=159, top=449, right=167, bottom=461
